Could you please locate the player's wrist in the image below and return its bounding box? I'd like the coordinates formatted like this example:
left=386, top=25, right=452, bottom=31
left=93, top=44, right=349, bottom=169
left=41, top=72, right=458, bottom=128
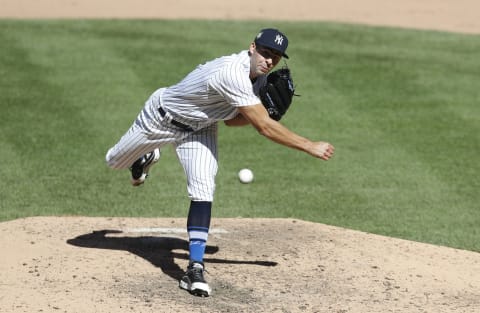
left=304, top=141, right=317, bottom=155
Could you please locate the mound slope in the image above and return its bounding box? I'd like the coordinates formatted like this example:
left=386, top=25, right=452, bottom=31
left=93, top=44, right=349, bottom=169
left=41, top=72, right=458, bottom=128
left=1, top=217, right=479, bottom=312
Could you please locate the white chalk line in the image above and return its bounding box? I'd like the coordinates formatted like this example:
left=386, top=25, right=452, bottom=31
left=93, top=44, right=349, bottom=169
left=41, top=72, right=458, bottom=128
left=123, top=227, right=228, bottom=234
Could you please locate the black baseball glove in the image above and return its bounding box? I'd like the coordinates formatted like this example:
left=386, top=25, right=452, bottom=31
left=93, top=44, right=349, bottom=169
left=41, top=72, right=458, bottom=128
left=259, top=67, right=296, bottom=121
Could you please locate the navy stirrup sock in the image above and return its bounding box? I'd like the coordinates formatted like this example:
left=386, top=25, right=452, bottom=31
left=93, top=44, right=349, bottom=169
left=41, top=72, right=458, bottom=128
left=187, top=201, right=211, bottom=263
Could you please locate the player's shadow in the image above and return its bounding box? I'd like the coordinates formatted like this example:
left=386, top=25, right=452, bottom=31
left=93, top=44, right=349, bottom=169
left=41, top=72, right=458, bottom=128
left=66, top=230, right=277, bottom=281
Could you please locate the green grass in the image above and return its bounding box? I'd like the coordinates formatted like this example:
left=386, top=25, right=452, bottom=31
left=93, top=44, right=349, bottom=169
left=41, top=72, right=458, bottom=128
left=0, top=20, right=479, bottom=252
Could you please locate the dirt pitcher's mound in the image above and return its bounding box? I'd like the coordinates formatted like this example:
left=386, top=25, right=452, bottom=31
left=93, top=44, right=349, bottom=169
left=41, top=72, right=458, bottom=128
left=1, top=217, right=479, bottom=313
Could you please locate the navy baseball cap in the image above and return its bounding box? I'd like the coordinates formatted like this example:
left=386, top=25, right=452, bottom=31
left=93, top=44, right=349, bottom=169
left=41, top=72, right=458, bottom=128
left=254, top=28, right=289, bottom=59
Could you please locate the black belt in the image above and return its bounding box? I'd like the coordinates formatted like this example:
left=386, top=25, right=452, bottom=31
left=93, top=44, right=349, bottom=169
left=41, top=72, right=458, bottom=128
left=158, top=107, right=193, bottom=131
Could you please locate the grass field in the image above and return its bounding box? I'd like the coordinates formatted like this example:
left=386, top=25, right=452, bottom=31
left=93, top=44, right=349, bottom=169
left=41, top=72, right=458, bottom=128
left=0, top=20, right=479, bottom=252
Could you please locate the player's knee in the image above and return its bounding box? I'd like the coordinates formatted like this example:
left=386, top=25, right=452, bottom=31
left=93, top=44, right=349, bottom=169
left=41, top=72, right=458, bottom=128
left=188, top=180, right=216, bottom=202
left=105, top=149, right=122, bottom=169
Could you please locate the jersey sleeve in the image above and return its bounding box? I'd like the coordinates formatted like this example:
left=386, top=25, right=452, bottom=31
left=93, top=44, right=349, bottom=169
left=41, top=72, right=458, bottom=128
left=209, top=62, right=261, bottom=108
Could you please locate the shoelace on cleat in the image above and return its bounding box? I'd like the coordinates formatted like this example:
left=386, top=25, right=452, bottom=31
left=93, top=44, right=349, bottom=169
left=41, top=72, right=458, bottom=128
left=189, top=267, right=207, bottom=283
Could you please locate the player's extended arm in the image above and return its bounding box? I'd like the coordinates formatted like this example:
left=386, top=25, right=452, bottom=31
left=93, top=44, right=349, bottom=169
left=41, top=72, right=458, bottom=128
left=238, top=104, right=334, bottom=160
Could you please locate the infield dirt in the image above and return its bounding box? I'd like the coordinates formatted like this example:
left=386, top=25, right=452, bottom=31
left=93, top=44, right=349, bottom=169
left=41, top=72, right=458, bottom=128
left=1, top=1, right=479, bottom=312
left=1, top=217, right=479, bottom=313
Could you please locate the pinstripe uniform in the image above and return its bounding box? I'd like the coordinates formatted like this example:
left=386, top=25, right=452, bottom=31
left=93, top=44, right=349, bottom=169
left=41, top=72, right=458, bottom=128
left=106, top=50, right=266, bottom=201
left=106, top=28, right=293, bottom=297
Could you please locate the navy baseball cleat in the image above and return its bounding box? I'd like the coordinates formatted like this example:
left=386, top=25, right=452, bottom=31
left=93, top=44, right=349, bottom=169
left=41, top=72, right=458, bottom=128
left=179, top=261, right=212, bottom=297
left=130, top=149, right=160, bottom=186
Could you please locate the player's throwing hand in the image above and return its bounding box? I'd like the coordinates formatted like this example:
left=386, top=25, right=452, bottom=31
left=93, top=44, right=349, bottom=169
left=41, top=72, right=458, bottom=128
left=309, top=141, right=335, bottom=160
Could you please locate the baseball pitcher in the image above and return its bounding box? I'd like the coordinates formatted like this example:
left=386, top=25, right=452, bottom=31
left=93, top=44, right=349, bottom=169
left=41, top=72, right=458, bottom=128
left=105, top=28, right=334, bottom=297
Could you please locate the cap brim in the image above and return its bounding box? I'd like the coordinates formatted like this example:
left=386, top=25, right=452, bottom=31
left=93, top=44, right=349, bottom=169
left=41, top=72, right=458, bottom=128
left=255, top=41, right=289, bottom=59
left=273, top=49, right=288, bottom=59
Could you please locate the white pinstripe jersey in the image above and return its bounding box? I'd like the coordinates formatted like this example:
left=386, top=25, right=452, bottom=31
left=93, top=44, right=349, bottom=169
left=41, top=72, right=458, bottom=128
left=159, top=50, right=266, bottom=129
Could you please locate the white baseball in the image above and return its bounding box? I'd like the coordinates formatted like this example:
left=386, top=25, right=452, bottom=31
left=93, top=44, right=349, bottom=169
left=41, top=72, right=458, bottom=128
left=238, top=168, right=254, bottom=184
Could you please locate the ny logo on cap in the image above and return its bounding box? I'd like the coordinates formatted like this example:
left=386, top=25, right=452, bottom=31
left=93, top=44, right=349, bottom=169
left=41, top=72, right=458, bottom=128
left=274, top=34, right=284, bottom=45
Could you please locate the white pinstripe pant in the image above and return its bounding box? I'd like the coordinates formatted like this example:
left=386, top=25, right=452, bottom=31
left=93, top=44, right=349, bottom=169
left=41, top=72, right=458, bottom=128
left=105, top=92, right=218, bottom=202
